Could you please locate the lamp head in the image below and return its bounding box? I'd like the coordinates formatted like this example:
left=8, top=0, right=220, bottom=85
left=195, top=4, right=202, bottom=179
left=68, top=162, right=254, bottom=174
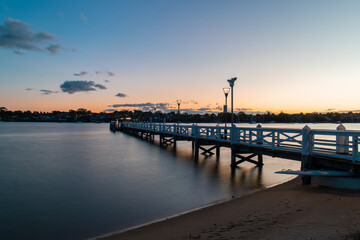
left=177, top=99, right=181, bottom=105
left=227, top=77, right=237, bottom=87
left=223, top=87, right=230, bottom=96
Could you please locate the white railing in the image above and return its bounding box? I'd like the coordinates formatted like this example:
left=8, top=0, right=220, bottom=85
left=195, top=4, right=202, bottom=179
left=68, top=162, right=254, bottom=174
left=121, top=122, right=360, bottom=162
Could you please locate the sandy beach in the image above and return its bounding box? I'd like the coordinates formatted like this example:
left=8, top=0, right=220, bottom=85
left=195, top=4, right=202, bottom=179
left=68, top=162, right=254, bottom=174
left=100, top=177, right=360, bottom=240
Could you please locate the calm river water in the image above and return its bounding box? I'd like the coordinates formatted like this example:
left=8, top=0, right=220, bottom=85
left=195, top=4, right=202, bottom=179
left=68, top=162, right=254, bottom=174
left=1, top=122, right=357, bottom=239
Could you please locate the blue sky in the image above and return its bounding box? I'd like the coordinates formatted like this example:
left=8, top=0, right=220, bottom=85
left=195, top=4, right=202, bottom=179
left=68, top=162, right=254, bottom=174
left=1, top=0, right=360, bottom=113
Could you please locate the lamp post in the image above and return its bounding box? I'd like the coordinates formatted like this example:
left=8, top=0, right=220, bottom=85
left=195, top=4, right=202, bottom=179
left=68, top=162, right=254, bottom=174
left=177, top=99, right=181, bottom=123
left=223, top=87, right=230, bottom=128
left=227, top=77, right=237, bottom=126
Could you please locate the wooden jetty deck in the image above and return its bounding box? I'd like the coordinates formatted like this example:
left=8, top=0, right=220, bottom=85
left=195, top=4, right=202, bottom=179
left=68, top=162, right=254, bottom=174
left=111, top=122, right=360, bottom=183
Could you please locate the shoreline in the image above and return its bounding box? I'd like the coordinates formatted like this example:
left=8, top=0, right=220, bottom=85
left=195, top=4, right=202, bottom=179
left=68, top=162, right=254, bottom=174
left=98, top=177, right=360, bottom=240
left=93, top=176, right=297, bottom=240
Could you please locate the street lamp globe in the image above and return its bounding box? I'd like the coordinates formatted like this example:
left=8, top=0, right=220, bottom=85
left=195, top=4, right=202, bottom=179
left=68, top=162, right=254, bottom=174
left=223, top=87, right=230, bottom=96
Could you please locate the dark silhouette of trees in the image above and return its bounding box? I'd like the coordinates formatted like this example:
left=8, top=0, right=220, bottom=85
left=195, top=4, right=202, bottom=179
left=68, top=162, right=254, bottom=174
left=1, top=106, right=360, bottom=123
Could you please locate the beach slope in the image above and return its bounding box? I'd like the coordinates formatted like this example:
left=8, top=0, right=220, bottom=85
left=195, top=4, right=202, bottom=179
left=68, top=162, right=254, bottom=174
left=100, top=177, right=360, bottom=240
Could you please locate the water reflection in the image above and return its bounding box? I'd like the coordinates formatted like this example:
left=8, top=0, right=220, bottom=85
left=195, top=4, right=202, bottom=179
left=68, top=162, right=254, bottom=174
left=117, top=129, right=298, bottom=195
left=0, top=122, right=300, bottom=240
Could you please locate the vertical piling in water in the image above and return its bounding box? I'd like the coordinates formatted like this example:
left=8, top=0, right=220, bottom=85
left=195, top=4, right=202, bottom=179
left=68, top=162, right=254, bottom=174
left=258, top=154, right=263, bottom=166
left=301, top=125, right=312, bottom=185
left=336, top=124, right=349, bottom=154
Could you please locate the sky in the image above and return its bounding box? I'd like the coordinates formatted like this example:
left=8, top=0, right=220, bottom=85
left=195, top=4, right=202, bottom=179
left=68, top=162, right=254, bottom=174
left=1, top=0, right=360, bottom=114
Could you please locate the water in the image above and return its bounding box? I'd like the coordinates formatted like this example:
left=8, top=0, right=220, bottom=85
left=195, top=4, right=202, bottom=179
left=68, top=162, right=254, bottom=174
left=4, top=122, right=354, bottom=239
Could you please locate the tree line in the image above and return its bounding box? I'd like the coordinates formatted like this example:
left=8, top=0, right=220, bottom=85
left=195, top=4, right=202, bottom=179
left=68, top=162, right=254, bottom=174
left=1, top=107, right=359, bottom=123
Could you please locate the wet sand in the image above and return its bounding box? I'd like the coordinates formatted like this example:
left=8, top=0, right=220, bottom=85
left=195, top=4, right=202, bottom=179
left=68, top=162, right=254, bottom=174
left=99, top=177, right=360, bottom=240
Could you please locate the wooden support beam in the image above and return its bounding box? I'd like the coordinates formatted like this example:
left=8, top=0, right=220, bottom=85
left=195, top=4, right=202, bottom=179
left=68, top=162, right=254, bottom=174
left=194, top=140, right=199, bottom=160
left=199, top=145, right=217, bottom=155
left=231, top=153, right=264, bottom=167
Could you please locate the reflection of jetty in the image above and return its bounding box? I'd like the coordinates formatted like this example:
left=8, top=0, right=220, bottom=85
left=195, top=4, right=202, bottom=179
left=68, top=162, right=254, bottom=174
left=111, top=122, right=360, bottom=183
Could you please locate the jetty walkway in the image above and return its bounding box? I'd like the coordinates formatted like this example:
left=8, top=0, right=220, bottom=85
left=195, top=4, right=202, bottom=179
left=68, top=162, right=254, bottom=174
left=111, top=122, right=360, bottom=182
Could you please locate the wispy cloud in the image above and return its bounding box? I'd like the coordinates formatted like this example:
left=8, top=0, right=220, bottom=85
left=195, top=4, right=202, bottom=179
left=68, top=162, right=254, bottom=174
left=110, top=103, right=170, bottom=112
left=60, top=80, right=107, bottom=94
left=14, top=50, right=25, bottom=55
left=236, top=108, right=254, bottom=112
left=58, top=12, right=64, bottom=18
left=46, top=44, right=62, bottom=55
left=94, top=84, right=106, bottom=90
left=115, top=92, right=126, bottom=98
left=0, top=18, right=62, bottom=55
left=80, top=12, right=87, bottom=22
left=96, top=70, right=115, bottom=76
left=75, top=70, right=115, bottom=78
left=25, top=88, right=58, bottom=95
left=73, top=71, right=89, bottom=77
left=40, top=89, right=58, bottom=95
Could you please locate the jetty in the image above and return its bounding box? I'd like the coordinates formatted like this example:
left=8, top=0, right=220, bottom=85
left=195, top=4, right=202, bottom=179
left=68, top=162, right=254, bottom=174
left=111, top=121, right=360, bottom=184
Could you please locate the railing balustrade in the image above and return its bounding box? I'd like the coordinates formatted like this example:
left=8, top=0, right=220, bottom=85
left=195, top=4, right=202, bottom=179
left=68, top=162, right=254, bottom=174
left=121, top=122, right=360, bottom=162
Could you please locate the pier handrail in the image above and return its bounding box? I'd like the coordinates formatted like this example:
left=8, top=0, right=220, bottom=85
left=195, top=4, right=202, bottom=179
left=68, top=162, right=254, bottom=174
left=120, top=122, right=360, bottom=162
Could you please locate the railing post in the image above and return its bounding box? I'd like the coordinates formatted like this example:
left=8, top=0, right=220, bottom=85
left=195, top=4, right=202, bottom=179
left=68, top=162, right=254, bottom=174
left=301, top=125, right=312, bottom=185
left=336, top=124, right=349, bottom=154
left=230, top=124, right=237, bottom=167
left=353, top=137, right=358, bottom=162
left=256, top=124, right=263, bottom=144
left=216, top=124, right=221, bottom=139
left=230, top=124, right=236, bottom=144
left=194, top=125, right=199, bottom=159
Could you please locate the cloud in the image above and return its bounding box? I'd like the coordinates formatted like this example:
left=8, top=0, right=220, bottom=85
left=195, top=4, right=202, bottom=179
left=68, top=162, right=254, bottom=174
left=94, top=83, right=106, bottom=89
left=104, top=80, right=110, bottom=83
left=197, top=107, right=212, bottom=112
left=76, top=71, right=115, bottom=78
left=107, top=71, right=115, bottom=76
left=46, top=44, right=62, bottom=54
left=0, top=18, right=61, bottom=54
left=110, top=103, right=170, bottom=111
left=191, top=100, right=198, bottom=104
left=108, top=102, right=224, bottom=114
left=73, top=71, right=89, bottom=77
left=326, top=108, right=335, bottom=112
left=80, top=12, right=87, bottom=22
left=236, top=108, right=254, bottom=112
left=96, top=70, right=115, bottom=77
left=40, top=89, right=58, bottom=95
left=26, top=88, right=58, bottom=95
left=115, top=92, right=126, bottom=98
left=60, top=80, right=107, bottom=94
left=104, top=109, right=118, bottom=112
